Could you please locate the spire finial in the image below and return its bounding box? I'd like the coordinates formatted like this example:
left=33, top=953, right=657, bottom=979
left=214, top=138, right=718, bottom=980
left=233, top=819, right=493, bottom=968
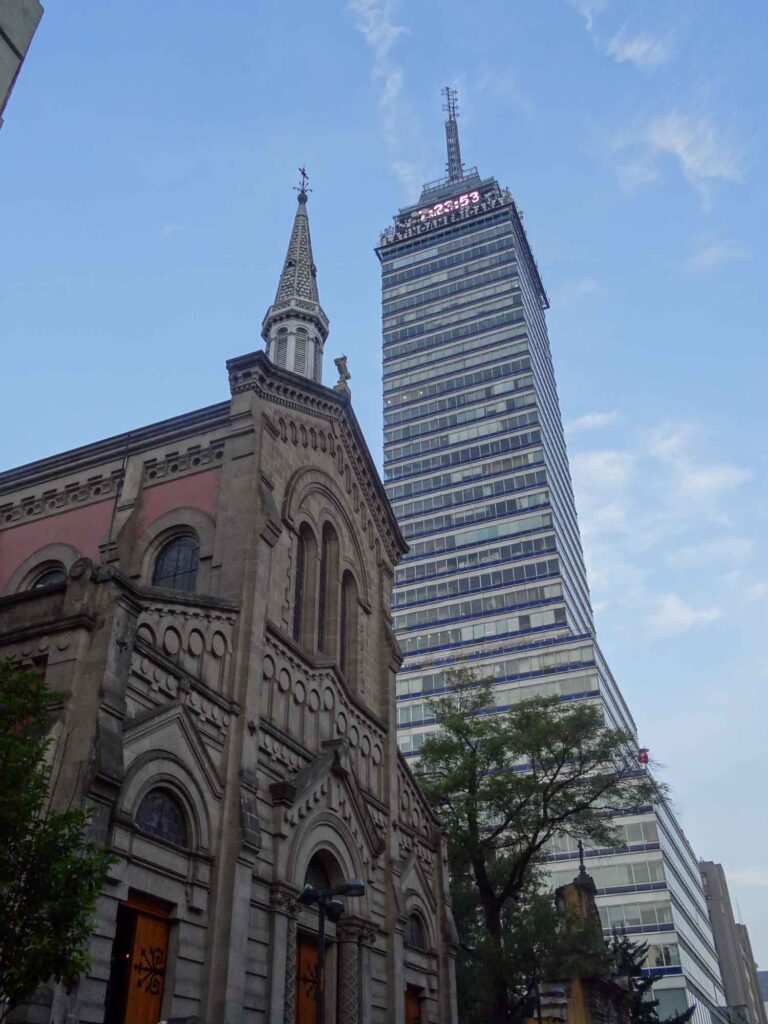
left=442, top=86, right=464, bottom=182
left=577, top=840, right=586, bottom=874
left=295, top=166, right=311, bottom=203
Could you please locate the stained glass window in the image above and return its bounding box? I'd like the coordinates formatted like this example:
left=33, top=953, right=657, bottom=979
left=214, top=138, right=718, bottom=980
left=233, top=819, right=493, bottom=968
left=152, top=534, right=199, bottom=592
left=136, top=789, right=188, bottom=847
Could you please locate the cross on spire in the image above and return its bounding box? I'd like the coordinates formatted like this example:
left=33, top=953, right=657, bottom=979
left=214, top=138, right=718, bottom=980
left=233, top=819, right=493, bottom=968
left=295, top=165, right=311, bottom=199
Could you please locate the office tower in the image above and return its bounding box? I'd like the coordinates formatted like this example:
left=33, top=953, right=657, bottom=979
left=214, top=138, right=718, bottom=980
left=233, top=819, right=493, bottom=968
left=377, top=89, right=728, bottom=1024
left=700, top=862, right=768, bottom=1024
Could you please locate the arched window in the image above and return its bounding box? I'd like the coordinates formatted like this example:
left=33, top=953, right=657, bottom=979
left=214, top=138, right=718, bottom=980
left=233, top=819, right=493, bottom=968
left=152, top=533, right=199, bottom=592
left=340, top=570, right=359, bottom=686
left=136, top=789, right=188, bottom=847
left=31, top=564, right=67, bottom=589
left=274, top=328, right=288, bottom=368
left=293, top=523, right=318, bottom=649
left=317, top=523, right=340, bottom=656
left=404, top=913, right=427, bottom=951
left=294, top=328, right=308, bottom=375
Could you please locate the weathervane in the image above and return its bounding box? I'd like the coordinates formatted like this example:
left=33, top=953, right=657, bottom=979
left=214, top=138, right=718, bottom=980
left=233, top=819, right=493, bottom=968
left=295, top=166, right=311, bottom=197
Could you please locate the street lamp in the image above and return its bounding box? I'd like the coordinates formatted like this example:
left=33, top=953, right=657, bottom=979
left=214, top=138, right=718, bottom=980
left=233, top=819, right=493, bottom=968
left=297, top=877, right=365, bottom=1024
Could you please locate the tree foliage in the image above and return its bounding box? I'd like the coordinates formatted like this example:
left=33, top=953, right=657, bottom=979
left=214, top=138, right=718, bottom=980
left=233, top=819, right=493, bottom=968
left=0, top=661, right=113, bottom=1020
left=416, top=670, right=662, bottom=1024
left=611, top=933, right=695, bottom=1024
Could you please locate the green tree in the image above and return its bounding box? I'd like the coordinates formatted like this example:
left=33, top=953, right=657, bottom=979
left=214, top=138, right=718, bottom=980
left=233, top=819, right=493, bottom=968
left=416, top=671, right=661, bottom=1024
left=611, top=932, right=695, bottom=1024
left=0, top=660, right=113, bottom=1021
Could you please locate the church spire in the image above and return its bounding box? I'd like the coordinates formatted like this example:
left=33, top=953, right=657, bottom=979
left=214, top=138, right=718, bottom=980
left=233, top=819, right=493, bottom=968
left=262, top=168, right=329, bottom=383
left=442, top=86, right=464, bottom=182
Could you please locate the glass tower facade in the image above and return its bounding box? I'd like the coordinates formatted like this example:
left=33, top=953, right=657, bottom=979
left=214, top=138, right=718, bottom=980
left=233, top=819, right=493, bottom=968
left=376, top=107, right=728, bottom=1024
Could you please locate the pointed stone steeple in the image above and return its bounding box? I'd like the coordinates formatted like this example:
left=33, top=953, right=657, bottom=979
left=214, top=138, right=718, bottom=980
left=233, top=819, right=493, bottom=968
left=262, top=172, right=329, bottom=383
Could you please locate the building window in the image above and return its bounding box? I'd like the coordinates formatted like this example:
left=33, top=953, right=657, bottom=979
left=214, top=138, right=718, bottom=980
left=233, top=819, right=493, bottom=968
left=340, top=570, right=359, bottom=686
left=293, top=523, right=318, bottom=648
left=152, top=534, right=199, bottom=592
left=31, top=565, right=67, bottom=589
left=404, top=913, right=427, bottom=950
left=274, top=329, right=288, bottom=368
left=295, top=329, right=308, bottom=375
left=136, top=789, right=188, bottom=847
left=317, top=523, right=339, bottom=656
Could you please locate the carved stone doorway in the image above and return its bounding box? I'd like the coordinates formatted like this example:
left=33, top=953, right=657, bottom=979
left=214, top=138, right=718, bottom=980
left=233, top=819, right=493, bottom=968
left=104, top=895, right=170, bottom=1024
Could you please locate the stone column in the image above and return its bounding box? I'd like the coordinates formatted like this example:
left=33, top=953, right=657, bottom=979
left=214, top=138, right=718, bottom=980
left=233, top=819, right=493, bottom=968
left=337, top=918, right=371, bottom=1024
left=268, top=883, right=298, bottom=1024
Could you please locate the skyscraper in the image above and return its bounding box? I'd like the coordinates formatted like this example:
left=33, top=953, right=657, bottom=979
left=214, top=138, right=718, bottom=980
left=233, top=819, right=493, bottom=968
left=377, top=89, right=728, bottom=1024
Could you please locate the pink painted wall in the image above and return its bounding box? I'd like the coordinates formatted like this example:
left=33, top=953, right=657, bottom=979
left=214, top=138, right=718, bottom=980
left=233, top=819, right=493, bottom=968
left=0, top=469, right=222, bottom=594
left=0, top=499, right=115, bottom=593
left=136, top=469, right=221, bottom=537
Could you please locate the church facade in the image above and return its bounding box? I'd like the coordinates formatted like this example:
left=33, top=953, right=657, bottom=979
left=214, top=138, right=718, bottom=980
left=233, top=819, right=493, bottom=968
left=0, top=187, right=458, bottom=1024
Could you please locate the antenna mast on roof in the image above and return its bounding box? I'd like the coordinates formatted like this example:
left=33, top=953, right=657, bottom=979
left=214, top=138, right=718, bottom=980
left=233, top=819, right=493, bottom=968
left=442, top=86, right=464, bottom=182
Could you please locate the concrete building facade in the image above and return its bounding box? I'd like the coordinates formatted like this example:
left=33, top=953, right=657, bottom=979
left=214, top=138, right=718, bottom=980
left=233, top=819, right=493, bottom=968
left=700, top=862, right=767, bottom=1024
left=377, top=91, right=728, bottom=1024
left=0, top=0, right=43, bottom=129
left=0, top=190, right=457, bottom=1024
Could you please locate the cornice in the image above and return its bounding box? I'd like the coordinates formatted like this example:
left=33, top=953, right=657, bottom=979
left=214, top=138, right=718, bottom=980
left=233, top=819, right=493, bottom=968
left=0, top=402, right=231, bottom=497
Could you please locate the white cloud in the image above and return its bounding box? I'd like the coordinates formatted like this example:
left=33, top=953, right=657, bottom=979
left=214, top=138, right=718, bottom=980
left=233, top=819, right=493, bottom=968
left=571, top=449, right=635, bottom=490
left=668, top=537, right=753, bottom=569
left=612, top=112, right=745, bottom=201
left=567, top=0, right=608, bottom=34
left=686, top=240, right=749, bottom=273
left=347, top=0, right=421, bottom=195
left=645, top=421, right=750, bottom=499
left=615, top=160, right=659, bottom=192
left=477, top=69, right=518, bottom=100
left=607, top=30, right=673, bottom=70
left=559, top=276, right=603, bottom=304
left=646, top=112, right=745, bottom=193
left=569, top=411, right=620, bottom=433
left=727, top=867, right=768, bottom=889
left=744, top=581, right=768, bottom=602
left=647, top=593, right=721, bottom=636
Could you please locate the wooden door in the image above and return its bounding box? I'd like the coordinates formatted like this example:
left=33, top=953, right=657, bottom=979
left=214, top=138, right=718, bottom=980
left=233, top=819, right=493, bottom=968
left=296, top=935, right=319, bottom=1024
left=122, top=909, right=170, bottom=1024
left=405, top=987, right=422, bottom=1024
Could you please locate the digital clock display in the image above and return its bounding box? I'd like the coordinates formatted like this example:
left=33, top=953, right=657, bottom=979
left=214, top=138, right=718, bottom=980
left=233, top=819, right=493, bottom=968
left=414, top=190, right=480, bottom=222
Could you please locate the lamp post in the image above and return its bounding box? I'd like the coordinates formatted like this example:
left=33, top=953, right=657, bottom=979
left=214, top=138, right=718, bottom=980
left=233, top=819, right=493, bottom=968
left=297, top=877, right=365, bottom=1024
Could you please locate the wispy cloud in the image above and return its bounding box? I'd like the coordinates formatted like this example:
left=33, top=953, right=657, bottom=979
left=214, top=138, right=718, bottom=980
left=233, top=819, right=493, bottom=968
left=567, top=0, right=609, bottom=34
left=607, top=30, right=673, bottom=70
left=569, top=411, right=620, bottom=433
left=558, top=276, right=603, bottom=304
left=346, top=0, right=421, bottom=195
left=727, top=867, right=768, bottom=889
left=570, top=418, right=755, bottom=637
left=612, top=112, right=745, bottom=202
left=646, top=421, right=751, bottom=499
left=647, top=593, right=721, bottom=636
left=686, top=239, right=749, bottom=273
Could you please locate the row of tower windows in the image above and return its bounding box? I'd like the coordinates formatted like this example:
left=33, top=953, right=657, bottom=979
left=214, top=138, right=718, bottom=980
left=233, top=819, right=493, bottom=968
left=293, top=522, right=359, bottom=686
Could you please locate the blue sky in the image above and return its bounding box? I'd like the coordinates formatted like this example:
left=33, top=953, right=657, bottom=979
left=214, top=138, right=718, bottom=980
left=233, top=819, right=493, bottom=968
left=2, top=0, right=767, bottom=963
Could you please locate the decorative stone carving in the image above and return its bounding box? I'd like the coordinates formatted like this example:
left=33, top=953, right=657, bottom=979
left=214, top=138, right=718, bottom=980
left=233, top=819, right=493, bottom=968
left=0, top=472, right=123, bottom=529
left=143, top=440, right=225, bottom=485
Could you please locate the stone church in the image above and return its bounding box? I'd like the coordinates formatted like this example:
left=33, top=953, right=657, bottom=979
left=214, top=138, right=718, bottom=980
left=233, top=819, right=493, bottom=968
left=0, top=185, right=458, bottom=1024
